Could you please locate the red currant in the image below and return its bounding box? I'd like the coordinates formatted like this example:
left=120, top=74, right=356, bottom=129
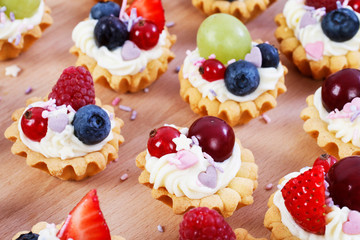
left=188, top=116, right=235, bottom=162
left=147, top=126, right=181, bottom=158
left=349, top=0, right=360, bottom=13
left=313, top=154, right=337, bottom=173
left=199, top=59, right=226, bottom=82
left=20, top=107, right=48, bottom=142
left=129, top=20, right=160, bottom=50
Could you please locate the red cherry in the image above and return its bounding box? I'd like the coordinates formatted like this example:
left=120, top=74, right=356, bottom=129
left=349, top=0, right=360, bottom=13
left=188, top=116, right=235, bottom=162
left=327, top=156, right=360, bottom=211
left=129, top=20, right=160, bottom=50
left=199, top=59, right=226, bottom=82
left=313, top=154, right=337, bottom=173
left=321, top=69, right=360, bottom=112
left=147, top=126, right=181, bottom=158
left=20, top=107, right=48, bottom=142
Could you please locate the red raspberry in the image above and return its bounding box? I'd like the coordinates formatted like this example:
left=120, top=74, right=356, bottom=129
left=305, top=0, right=344, bottom=12
left=179, top=207, right=236, bottom=240
left=49, top=66, right=95, bottom=111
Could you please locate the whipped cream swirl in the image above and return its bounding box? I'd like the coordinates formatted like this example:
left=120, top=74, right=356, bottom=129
left=182, top=47, right=284, bottom=103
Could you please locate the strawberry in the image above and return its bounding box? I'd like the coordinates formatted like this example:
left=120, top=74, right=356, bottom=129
left=281, top=166, right=326, bottom=235
left=305, top=0, right=344, bottom=12
left=127, top=0, right=165, bottom=31
left=57, top=189, right=111, bottom=240
left=313, top=154, right=337, bottom=173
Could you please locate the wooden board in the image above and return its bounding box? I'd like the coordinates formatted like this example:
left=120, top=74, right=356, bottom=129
left=0, top=0, right=326, bottom=239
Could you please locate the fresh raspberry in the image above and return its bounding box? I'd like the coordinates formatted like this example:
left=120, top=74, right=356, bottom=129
left=281, top=165, right=326, bottom=235
left=179, top=207, right=236, bottom=240
left=305, top=0, right=344, bottom=12
left=49, top=66, right=95, bottom=111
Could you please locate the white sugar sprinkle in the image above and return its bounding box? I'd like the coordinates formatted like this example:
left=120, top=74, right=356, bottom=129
left=119, top=105, right=132, bottom=112
left=157, top=225, right=164, bottom=233
left=265, top=183, right=273, bottom=190
left=261, top=114, right=271, bottom=123
left=120, top=173, right=128, bottom=181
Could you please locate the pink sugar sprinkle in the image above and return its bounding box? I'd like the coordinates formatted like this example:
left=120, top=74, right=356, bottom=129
left=165, top=21, right=175, bottom=28
left=14, top=34, right=21, bottom=46
left=261, top=114, right=271, bottom=123
left=112, top=97, right=121, bottom=106
left=120, top=173, right=128, bottom=181
left=25, top=87, right=33, bottom=95
left=130, top=110, right=137, bottom=121
left=227, top=59, right=236, bottom=65
left=114, top=158, right=119, bottom=162
left=143, top=88, right=149, bottom=93
left=119, top=0, right=127, bottom=20
left=208, top=54, right=216, bottom=59
left=119, top=105, right=132, bottom=112
left=265, top=183, right=273, bottom=190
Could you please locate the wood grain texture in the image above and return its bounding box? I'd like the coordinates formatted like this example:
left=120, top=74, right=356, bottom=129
left=0, top=0, right=325, bottom=239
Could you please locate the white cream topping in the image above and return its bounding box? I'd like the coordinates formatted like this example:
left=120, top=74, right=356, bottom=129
left=18, top=101, right=115, bottom=160
left=314, top=87, right=360, bottom=147
left=0, top=0, right=45, bottom=41
left=182, top=48, right=284, bottom=103
left=145, top=127, right=241, bottom=199
left=283, top=0, right=360, bottom=59
left=273, top=167, right=360, bottom=240
left=72, top=19, right=167, bottom=76
left=38, top=223, right=59, bottom=240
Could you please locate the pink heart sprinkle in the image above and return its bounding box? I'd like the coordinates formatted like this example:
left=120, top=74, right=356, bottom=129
left=343, top=210, right=360, bottom=235
left=168, top=150, right=198, bottom=170
left=48, top=113, right=68, bottom=133
left=244, top=47, right=262, bottom=68
left=299, top=11, right=317, bottom=29
left=305, top=41, right=324, bottom=61
left=198, top=165, right=217, bottom=188
left=121, top=40, right=141, bottom=61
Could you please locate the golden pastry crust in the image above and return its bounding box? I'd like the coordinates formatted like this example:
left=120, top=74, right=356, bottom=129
left=192, top=0, right=277, bottom=23
left=275, top=13, right=360, bottom=80
left=234, top=228, right=267, bottom=240
left=4, top=97, right=125, bottom=181
left=0, top=4, right=53, bottom=61
left=70, top=28, right=176, bottom=93
left=136, top=139, right=258, bottom=218
left=12, top=222, right=125, bottom=240
left=179, top=65, right=287, bottom=127
left=300, top=94, right=360, bottom=160
left=264, top=193, right=300, bottom=240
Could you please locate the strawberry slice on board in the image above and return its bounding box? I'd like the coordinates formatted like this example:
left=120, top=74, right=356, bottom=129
left=127, top=0, right=165, bottom=32
left=281, top=165, right=326, bottom=235
left=57, top=189, right=111, bottom=240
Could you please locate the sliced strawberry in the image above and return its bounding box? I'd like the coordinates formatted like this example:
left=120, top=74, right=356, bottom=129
left=281, top=166, right=326, bottom=235
left=127, top=0, right=165, bottom=31
left=313, top=154, right=337, bottom=173
left=57, top=189, right=111, bottom=240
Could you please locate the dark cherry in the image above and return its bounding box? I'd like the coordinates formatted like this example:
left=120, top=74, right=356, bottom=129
left=199, top=59, right=226, bottom=82
left=147, top=126, right=181, bottom=158
left=349, top=0, right=360, bottom=13
left=327, top=156, right=360, bottom=211
left=188, top=116, right=235, bottom=162
left=321, top=68, right=360, bottom=112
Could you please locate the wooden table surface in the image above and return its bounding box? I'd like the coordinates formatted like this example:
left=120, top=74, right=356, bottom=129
left=0, top=0, right=326, bottom=239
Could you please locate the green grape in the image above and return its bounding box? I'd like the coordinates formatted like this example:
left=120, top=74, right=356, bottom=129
left=197, top=13, right=252, bottom=64
left=0, top=0, right=41, bottom=19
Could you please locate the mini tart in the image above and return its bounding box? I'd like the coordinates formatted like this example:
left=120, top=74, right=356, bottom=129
left=234, top=228, right=267, bottom=240
left=300, top=94, right=360, bottom=160
left=136, top=139, right=258, bottom=218
left=4, top=97, right=125, bottom=181
left=0, top=4, right=53, bottom=61
left=70, top=28, right=176, bottom=93
left=192, top=0, right=277, bottom=23
left=12, top=222, right=125, bottom=240
left=179, top=65, right=287, bottom=127
left=275, top=13, right=360, bottom=80
left=264, top=190, right=300, bottom=240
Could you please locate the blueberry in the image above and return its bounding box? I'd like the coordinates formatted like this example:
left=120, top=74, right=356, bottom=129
left=224, top=61, right=260, bottom=96
left=16, top=232, right=39, bottom=240
left=321, top=8, right=359, bottom=42
left=257, top=43, right=280, bottom=68
left=90, top=1, right=121, bottom=20
left=94, top=16, right=129, bottom=50
left=72, top=105, right=111, bottom=145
